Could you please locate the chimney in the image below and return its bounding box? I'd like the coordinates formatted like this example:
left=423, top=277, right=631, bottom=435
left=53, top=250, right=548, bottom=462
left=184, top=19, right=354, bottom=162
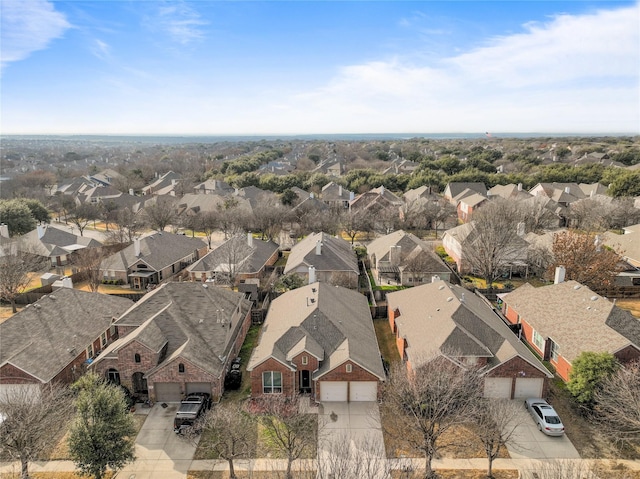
left=389, top=245, right=401, bottom=266
left=564, top=186, right=570, bottom=194
left=129, top=188, right=134, bottom=196
left=310, top=192, right=315, bottom=199
left=0, top=223, right=8, bottom=238
left=379, top=185, right=385, bottom=196
left=554, top=266, right=566, bottom=284
left=171, top=179, right=177, bottom=186
left=590, top=189, right=595, bottom=198
left=338, top=185, right=343, bottom=196
left=349, top=191, right=355, bottom=201
left=315, top=240, right=322, bottom=255
left=594, top=235, right=601, bottom=252
left=37, top=225, right=45, bottom=239
left=517, top=183, right=522, bottom=191
left=431, top=275, right=440, bottom=283
left=247, top=232, right=253, bottom=248
left=516, top=222, right=525, bottom=236
left=61, top=277, right=73, bottom=289
left=134, top=237, right=141, bottom=257
left=308, top=266, right=316, bottom=284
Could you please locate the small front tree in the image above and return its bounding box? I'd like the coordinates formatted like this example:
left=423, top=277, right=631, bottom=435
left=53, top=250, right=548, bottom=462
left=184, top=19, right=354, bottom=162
left=0, top=383, right=74, bottom=479
left=567, top=351, right=619, bottom=407
left=68, top=373, right=136, bottom=479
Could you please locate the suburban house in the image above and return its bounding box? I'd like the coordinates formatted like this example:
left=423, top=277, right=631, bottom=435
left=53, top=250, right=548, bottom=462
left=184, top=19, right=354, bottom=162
left=90, top=282, right=253, bottom=402
left=193, top=178, right=234, bottom=195
left=442, top=222, right=530, bottom=275
left=604, top=224, right=640, bottom=269
left=141, top=171, right=182, bottom=196
left=0, top=289, right=133, bottom=393
left=501, top=274, right=640, bottom=382
left=487, top=183, right=532, bottom=201
left=457, top=193, right=489, bottom=223
left=247, top=282, right=386, bottom=402
left=443, top=182, right=487, bottom=205
left=349, top=186, right=403, bottom=215
left=187, top=233, right=279, bottom=284
left=387, top=281, right=552, bottom=399
left=283, top=232, right=359, bottom=288
left=367, top=230, right=451, bottom=286
left=320, top=182, right=354, bottom=210
left=100, top=232, right=208, bottom=289
left=15, top=224, right=102, bottom=267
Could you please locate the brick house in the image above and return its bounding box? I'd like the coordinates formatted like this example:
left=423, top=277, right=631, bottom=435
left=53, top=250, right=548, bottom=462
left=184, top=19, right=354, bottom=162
left=387, top=281, right=552, bottom=399
left=247, top=283, right=385, bottom=402
left=100, top=231, right=208, bottom=289
left=367, top=229, right=451, bottom=286
left=90, top=282, right=252, bottom=402
left=501, top=277, right=640, bottom=382
left=0, top=289, right=133, bottom=394
left=187, top=233, right=279, bottom=284
left=284, top=232, right=359, bottom=288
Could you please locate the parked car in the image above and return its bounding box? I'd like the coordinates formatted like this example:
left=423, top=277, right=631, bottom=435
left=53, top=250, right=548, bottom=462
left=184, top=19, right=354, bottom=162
left=524, top=398, right=565, bottom=436
left=173, top=393, right=211, bottom=434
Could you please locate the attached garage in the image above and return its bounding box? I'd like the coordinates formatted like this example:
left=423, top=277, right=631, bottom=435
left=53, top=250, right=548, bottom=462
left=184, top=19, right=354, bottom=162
left=514, top=378, right=544, bottom=399
left=349, top=381, right=378, bottom=401
left=154, top=382, right=182, bottom=402
left=320, top=381, right=348, bottom=402
left=483, top=377, right=513, bottom=398
left=186, top=382, right=212, bottom=395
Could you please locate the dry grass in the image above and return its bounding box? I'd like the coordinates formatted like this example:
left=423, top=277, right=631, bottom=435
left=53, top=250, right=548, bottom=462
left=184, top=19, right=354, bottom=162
left=616, top=299, right=640, bottom=318
left=0, top=473, right=115, bottom=479
left=373, top=318, right=401, bottom=365
left=186, top=469, right=519, bottom=479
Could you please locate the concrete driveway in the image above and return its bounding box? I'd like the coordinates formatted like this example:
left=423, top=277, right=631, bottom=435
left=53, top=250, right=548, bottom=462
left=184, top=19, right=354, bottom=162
left=317, top=402, right=389, bottom=479
left=119, top=403, right=197, bottom=479
left=506, top=402, right=580, bottom=460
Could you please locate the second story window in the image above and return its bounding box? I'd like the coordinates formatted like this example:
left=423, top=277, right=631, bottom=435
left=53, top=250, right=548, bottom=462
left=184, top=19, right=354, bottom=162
left=302, top=356, right=308, bottom=365
left=346, top=364, right=352, bottom=373
left=178, top=363, right=185, bottom=373
left=134, top=353, right=141, bottom=363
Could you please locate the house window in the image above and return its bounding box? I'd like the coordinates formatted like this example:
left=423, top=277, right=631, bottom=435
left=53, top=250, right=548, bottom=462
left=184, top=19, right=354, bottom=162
left=532, top=330, right=544, bottom=351
left=549, top=340, right=560, bottom=361
left=262, top=371, right=282, bottom=393
left=101, top=332, right=107, bottom=348
left=87, top=344, right=94, bottom=359
left=179, top=363, right=185, bottom=373
left=346, top=364, right=353, bottom=373
left=134, top=353, right=141, bottom=363
left=301, top=356, right=308, bottom=366
left=107, top=368, right=120, bottom=385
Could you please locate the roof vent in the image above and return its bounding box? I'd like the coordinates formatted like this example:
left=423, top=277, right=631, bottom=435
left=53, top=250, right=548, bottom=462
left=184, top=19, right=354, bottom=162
left=574, top=285, right=581, bottom=290
left=202, top=284, right=208, bottom=288
left=49, top=295, right=56, bottom=300
left=447, top=297, right=453, bottom=302
left=590, top=295, right=599, bottom=301
left=438, top=285, right=445, bottom=290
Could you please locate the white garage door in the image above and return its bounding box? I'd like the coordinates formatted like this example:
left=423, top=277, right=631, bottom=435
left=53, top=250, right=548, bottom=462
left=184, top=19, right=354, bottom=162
left=320, top=381, right=348, bottom=402
left=483, top=378, right=513, bottom=398
left=186, top=383, right=212, bottom=395
left=154, top=382, right=182, bottom=402
left=350, top=381, right=378, bottom=401
left=514, top=378, right=544, bottom=399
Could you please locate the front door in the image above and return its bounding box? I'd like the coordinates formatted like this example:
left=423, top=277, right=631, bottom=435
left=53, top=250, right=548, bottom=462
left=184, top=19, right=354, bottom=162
left=300, top=370, right=311, bottom=393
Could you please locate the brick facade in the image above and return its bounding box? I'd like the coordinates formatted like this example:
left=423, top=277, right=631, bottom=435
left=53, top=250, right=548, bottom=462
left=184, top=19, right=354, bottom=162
left=0, top=363, right=39, bottom=384
left=148, top=357, right=219, bottom=401
left=250, top=357, right=296, bottom=397
left=487, top=356, right=550, bottom=398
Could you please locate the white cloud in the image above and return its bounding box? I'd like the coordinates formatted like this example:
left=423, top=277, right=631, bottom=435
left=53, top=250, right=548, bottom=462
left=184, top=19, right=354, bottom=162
left=90, top=39, right=111, bottom=60
left=0, top=0, right=71, bottom=70
left=271, top=3, right=640, bottom=133
left=148, top=1, right=208, bottom=45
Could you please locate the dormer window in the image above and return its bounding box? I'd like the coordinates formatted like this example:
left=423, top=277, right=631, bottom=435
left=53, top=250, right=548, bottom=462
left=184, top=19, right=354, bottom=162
left=302, top=356, right=308, bottom=365
left=134, top=353, right=141, bottom=363
left=178, top=363, right=185, bottom=373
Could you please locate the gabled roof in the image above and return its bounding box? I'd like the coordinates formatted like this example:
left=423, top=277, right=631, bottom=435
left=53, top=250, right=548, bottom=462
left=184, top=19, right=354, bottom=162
left=403, top=185, right=438, bottom=203
left=321, top=182, right=352, bottom=202
left=143, top=171, right=181, bottom=193
left=367, top=230, right=449, bottom=274
left=284, top=232, right=357, bottom=275
left=98, top=283, right=252, bottom=377
left=487, top=184, right=532, bottom=200
left=603, top=225, right=640, bottom=267
left=502, top=280, right=640, bottom=362
left=187, top=234, right=279, bottom=275
left=387, top=281, right=550, bottom=376
left=247, top=283, right=385, bottom=380
left=0, top=289, right=133, bottom=383
left=100, top=232, right=205, bottom=272
left=193, top=179, right=234, bottom=194
left=445, top=182, right=487, bottom=199
left=15, top=225, right=101, bottom=257
left=458, top=192, right=488, bottom=208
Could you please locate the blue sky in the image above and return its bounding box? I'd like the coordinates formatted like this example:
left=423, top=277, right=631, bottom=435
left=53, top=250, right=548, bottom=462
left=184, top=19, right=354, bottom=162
left=1, top=0, right=638, bottom=135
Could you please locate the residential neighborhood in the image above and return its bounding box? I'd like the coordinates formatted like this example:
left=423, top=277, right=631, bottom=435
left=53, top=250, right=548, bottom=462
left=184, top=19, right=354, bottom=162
left=1, top=136, right=640, bottom=478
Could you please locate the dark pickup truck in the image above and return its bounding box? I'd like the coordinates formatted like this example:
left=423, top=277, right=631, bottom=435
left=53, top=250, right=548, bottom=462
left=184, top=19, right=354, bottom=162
left=173, top=392, right=211, bottom=434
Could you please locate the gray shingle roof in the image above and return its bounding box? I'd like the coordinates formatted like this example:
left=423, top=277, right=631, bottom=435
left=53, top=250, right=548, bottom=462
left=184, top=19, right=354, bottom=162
left=100, top=232, right=205, bottom=272
left=188, top=235, right=278, bottom=275
left=103, top=282, right=252, bottom=377
left=284, top=232, right=358, bottom=275
left=248, top=283, right=385, bottom=380
left=0, top=289, right=133, bottom=382
left=367, top=230, right=450, bottom=274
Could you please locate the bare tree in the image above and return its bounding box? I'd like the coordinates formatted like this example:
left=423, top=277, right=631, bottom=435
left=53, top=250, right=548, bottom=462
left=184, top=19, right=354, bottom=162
left=317, top=432, right=392, bottom=479
left=341, top=209, right=372, bottom=245
left=516, top=196, right=561, bottom=233
left=105, top=207, right=141, bottom=245
left=253, top=395, right=317, bottom=479
left=549, top=230, right=623, bottom=290
left=72, top=247, right=109, bottom=292
left=68, top=203, right=100, bottom=236
left=469, top=398, right=524, bottom=478
left=250, top=201, right=287, bottom=241
left=593, top=360, right=640, bottom=446
left=463, top=199, right=525, bottom=288
left=214, top=235, right=254, bottom=286
left=188, top=402, right=255, bottom=479
left=0, top=247, right=47, bottom=313
left=142, top=196, right=176, bottom=231
left=522, top=459, right=602, bottom=479
left=217, top=197, right=248, bottom=239
left=382, top=356, right=482, bottom=479
left=425, top=198, right=456, bottom=238
left=610, top=197, right=640, bottom=229
left=0, top=383, right=74, bottom=479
